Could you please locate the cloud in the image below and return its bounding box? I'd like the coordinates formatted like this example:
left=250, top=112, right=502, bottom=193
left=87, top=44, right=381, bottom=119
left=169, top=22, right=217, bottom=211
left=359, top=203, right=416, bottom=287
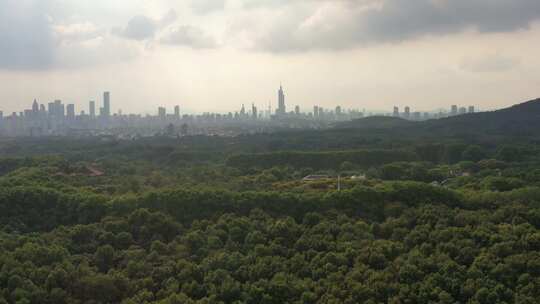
left=190, top=0, right=226, bottom=14
left=161, top=26, right=217, bottom=49
left=461, top=53, right=521, bottom=73
left=115, top=15, right=158, bottom=40
left=54, top=22, right=104, bottom=44
left=244, top=0, right=540, bottom=52
left=115, top=10, right=178, bottom=41
left=0, top=0, right=56, bottom=69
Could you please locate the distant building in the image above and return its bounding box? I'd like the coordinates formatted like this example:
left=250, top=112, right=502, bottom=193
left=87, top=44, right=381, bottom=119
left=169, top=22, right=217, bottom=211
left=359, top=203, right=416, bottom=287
left=48, top=100, right=65, bottom=119
left=459, top=107, right=467, bottom=115
left=336, top=106, right=342, bottom=117
left=66, top=104, right=75, bottom=120
left=295, top=105, right=300, bottom=116
left=276, top=85, right=286, bottom=116
left=89, top=101, right=96, bottom=118
left=32, top=99, right=39, bottom=113
left=252, top=103, right=258, bottom=119
left=313, top=106, right=319, bottom=118
left=240, top=104, right=246, bottom=117
left=404, top=106, right=410, bottom=119
left=158, top=107, right=166, bottom=120
left=174, top=105, right=180, bottom=119
left=468, top=106, right=475, bottom=114
left=102, top=91, right=111, bottom=118
left=451, top=105, right=458, bottom=116
left=393, top=106, right=399, bottom=117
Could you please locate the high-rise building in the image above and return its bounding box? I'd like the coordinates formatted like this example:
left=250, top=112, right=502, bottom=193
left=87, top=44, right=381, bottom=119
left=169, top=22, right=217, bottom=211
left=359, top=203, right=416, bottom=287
left=48, top=102, right=54, bottom=115
left=295, top=105, right=300, bottom=116
left=313, top=106, right=319, bottom=118
left=404, top=106, right=411, bottom=119
left=32, top=99, right=39, bottom=113
left=46, top=100, right=65, bottom=120
left=336, top=106, right=342, bottom=116
left=459, top=107, right=467, bottom=115
left=252, top=103, right=258, bottom=119
left=89, top=101, right=96, bottom=118
left=277, top=85, right=286, bottom=116
left=102, top=91, right=111, bottom=118
left=174, top=105, right=180, bottom=119
left=240, top=104, right=246, bottom=117
left=468, top=106, right=475, bottom=114
left=158, top=107, right=166, bottom=120
left=451, top=105, right=458, bottom=116
left=67, top=104, right=75, bottom=120
left=318, top=107, right=324, bottom=118
left=393, top=106, right=399, bottom=117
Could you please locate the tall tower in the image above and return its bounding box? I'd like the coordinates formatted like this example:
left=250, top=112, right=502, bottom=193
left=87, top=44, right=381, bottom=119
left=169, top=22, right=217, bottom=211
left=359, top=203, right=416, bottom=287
left=66, top=104, right=75, bottom=120
left=89, top=101, right=96, bottom=118
left=103, top=91, right=111, bottom=118
left=32, top=99, right=39, bottom=113
left=277, top=85, right=286, bottom=116
left=252, top=103, right=258, bottom=119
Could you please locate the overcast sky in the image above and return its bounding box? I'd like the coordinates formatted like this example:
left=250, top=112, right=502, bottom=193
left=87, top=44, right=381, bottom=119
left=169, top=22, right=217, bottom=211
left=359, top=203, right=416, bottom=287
left=1, top=0, right=540, bottom=114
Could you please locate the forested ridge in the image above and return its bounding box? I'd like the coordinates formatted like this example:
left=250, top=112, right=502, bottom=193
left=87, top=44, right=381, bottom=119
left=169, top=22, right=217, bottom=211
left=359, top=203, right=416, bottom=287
left=2, top=99, right=540, bottom=303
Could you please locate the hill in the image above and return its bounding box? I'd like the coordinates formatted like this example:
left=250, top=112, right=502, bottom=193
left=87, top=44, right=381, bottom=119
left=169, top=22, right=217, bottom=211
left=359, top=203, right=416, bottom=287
left=336, top=97, right=540, bottom=138
left=335, top=116, right=413, bottom=129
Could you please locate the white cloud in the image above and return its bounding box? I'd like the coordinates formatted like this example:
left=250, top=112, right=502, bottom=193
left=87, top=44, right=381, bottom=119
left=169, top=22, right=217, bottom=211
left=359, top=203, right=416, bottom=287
left=461, top=53, right=521, bottom=73
left=161, top=26, right=217, bottom=49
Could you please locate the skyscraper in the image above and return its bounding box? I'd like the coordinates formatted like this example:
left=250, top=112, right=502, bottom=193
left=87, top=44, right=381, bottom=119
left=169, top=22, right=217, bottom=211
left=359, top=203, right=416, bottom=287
left=404, top=106, right=411, bottom=119
left=468, top=106, right=475, bottom=114
left=252, top=103, right=258, bottom=119
left=393, top=106, right=399, bottom=117
left=102, top=91, right=111, bottom=118
left=313, top=106, right=319, bottom=118
left=89, top=101, right=96, bottom=118
left=158, top=107, right=166, bottom=120
left=295, top=105, right=300, bottom=116
left=67, top=104, right=75, bottom=120
left=32, top=99, right=39, bottom=113
left=240, top=104, right=246, bottom=117
left=277, top=85, right=286, bottom=116
left=451, top=105, right=458, bottom=116
left=335, top=106, right=342, bottom=116
left=174, top=105, right=180, bottom=119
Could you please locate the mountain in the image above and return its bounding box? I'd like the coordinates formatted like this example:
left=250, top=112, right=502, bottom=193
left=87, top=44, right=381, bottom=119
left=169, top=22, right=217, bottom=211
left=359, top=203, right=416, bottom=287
left=336, top=97, right=540, bottom=138
left=336, top=116, right=413, bottom=129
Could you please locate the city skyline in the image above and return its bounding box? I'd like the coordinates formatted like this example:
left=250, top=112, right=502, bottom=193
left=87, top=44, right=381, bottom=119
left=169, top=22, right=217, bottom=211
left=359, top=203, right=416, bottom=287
left=0, top=86, right=480, bottom=119
left=1, top=1, right=540, bottom=114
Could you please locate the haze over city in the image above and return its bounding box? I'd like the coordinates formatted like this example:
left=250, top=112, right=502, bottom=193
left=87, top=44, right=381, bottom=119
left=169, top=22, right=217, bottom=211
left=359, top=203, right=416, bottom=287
left=1, top=0, right=540, bottom=114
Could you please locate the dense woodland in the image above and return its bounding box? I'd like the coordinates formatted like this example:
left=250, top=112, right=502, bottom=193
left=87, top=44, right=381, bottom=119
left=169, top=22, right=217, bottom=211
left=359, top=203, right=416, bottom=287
left=2, top=99, right=540, bottom=303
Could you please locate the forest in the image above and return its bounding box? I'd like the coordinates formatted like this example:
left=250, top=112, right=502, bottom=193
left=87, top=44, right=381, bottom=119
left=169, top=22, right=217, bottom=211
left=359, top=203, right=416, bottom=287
left=2, top=100, right=540, bottom=303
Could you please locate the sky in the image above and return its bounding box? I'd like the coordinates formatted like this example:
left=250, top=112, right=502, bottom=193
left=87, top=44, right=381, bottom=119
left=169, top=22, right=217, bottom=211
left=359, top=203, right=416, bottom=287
left=1, top=0, right=540, bottom=115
